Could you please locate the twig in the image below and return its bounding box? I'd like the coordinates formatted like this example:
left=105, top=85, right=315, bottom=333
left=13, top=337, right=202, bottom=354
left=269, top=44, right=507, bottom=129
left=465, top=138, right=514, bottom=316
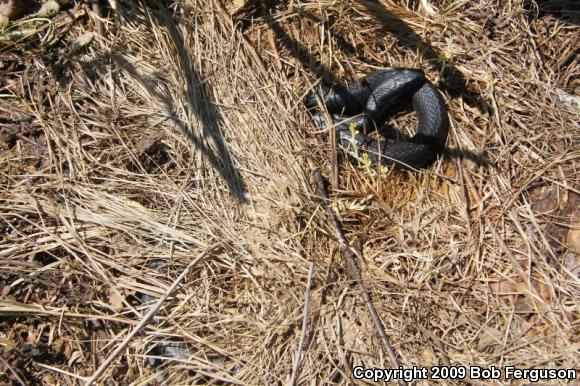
left=214, top=0, right=270, bottom=83
left=36, top=362, right=86, bottom=381
left=84, top=244, right=218, bottom=385
left=267, top=28, right=288, bottom=82
left=0, top=303, right=141, bottom=326
left=259, top=0, right=288, bottom=83
left=91, top=0, right=105, bottom=40
left=214, top=0, right=290, bottom=117
left=289, top=262, right=315, bottom=386
left=329, top=114, right=339, bottom=189
left=305, top=81, right=339, bottom=189
left=0, top=355, right=29, bottom=386
left=312, top=169, right=405, bottom=386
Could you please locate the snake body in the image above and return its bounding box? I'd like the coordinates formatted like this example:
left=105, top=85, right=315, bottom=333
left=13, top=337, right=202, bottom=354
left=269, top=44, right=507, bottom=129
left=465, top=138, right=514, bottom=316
left=305, top=68, right=449, bottom=169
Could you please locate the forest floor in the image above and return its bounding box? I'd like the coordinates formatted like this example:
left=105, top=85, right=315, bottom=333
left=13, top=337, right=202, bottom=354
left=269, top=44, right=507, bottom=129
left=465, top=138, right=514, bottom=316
left=0, top=0, right=578, bottom=385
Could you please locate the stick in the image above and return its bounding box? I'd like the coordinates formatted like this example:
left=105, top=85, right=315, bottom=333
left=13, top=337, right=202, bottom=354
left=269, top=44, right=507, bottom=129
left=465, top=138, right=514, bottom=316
left=214, top=0, right=270, bottom=83
left=91, top=0, right=105, bottom=40
left=329, top=115, right=339, bottom=189
left=289, top=262, right=315, bottom=386
left=312, top=169, right=405, bottom=386
left=304, top=80, right=339, bottom=189
left=0, top=355, right=28, bottom=386
left=84, top=244, right=218, bottom=385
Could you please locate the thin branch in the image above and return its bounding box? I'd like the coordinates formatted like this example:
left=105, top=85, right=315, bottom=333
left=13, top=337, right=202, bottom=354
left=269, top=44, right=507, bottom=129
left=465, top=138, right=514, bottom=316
left=91, top=0, right=105, bottom=40
left=312, top=169, right=405, bottom=386
left=214, top=0, right=270, bottom=83
left=0, top=355, right=29, bottom=386
left=84, top=244, right=219, bottom=385
left=289, top=262, right=315, bottom=386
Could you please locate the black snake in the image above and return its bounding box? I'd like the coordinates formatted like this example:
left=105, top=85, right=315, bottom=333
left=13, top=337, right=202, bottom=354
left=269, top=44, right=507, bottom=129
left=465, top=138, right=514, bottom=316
left=305, top=68, right=449, bottom=169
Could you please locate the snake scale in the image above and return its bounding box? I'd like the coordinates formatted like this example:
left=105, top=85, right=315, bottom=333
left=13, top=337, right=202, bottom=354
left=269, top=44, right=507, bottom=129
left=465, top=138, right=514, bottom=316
left=305, top=68, right=449, bottom=169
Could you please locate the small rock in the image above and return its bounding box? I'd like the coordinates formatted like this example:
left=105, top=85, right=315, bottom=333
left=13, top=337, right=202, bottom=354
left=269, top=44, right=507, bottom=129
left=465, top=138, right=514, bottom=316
left=38, top=0, right=60, bottom=18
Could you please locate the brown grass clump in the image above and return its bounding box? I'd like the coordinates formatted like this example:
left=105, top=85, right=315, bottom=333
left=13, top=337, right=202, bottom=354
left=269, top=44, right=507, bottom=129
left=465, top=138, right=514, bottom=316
left=0, top=0, right=578, bottom=385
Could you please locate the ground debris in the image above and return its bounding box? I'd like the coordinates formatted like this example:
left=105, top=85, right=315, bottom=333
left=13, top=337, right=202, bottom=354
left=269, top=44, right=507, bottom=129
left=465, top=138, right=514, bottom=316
left=0, top=0, right=578, bottom=384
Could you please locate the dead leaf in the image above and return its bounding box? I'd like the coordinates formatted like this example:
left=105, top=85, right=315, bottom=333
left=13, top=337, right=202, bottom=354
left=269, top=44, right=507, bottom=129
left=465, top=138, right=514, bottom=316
left=530, top=186, right=560, bottom=214
left=108, top=288, right=124, bottom=311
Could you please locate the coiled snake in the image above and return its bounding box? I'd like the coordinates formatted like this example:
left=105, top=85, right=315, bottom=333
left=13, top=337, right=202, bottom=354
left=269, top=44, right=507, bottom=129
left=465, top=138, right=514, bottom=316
left=305, top=68, right=449, bottom=169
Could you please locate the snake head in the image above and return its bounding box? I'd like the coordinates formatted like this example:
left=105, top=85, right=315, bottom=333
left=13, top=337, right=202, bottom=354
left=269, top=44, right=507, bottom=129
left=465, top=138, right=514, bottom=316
left=310, top=112, right=342, bottom=129
left=304, top=84, right=364, bottom=115
left=304, top=85, right=332, bottom=109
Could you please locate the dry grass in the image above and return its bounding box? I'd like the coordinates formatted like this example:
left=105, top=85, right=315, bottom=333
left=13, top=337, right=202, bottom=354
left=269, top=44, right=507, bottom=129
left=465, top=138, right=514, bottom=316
left=0, top=0, right=578, bottom=385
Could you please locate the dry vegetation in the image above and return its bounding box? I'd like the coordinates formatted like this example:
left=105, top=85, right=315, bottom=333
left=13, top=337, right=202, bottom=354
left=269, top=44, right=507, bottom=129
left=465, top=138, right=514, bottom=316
left=1, top=0, right=578, bottom=384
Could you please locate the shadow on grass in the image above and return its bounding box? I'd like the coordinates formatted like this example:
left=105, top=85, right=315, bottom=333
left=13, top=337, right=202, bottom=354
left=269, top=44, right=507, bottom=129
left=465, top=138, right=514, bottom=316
left=357, top=0, right=491, bottom=112
left=532, top=0, right=579, bottom=25
left=256, top=0, right=492, bottom=165
left=258, top=0, right=491, bottom=113
left=110, top=1, right=247, bottom=203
